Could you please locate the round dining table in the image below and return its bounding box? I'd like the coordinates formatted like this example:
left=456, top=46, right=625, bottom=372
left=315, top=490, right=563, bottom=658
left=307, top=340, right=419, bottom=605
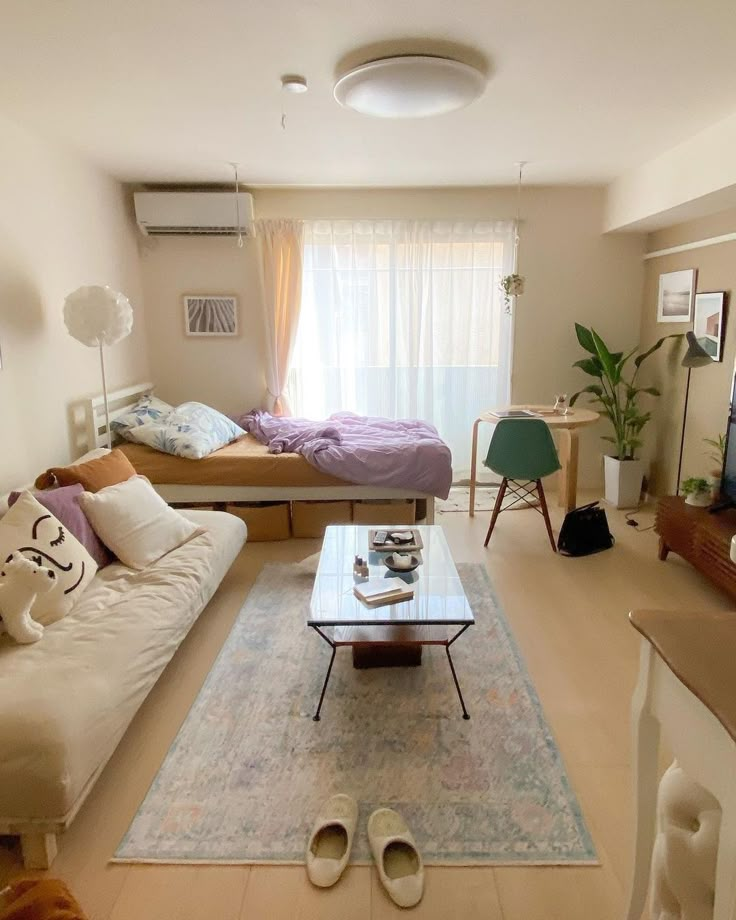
left=468, top=405, right=600, bottom=516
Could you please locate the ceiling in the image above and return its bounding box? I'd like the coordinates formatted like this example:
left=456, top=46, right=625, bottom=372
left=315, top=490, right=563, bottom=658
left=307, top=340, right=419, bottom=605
left=2, top=0, right=736, bottom=187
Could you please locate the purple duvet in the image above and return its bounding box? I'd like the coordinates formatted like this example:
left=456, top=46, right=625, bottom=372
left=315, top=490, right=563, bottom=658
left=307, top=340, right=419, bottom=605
left=236, top=411, right=452, bottom=500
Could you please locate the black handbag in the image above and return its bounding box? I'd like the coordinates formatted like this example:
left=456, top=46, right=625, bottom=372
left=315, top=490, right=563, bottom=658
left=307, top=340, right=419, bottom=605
left=557, top=501, right=614, bottom=556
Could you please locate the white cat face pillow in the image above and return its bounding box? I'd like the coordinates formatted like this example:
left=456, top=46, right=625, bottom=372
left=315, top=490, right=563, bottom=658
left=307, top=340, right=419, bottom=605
left=0, top=492, right=97, bottom=626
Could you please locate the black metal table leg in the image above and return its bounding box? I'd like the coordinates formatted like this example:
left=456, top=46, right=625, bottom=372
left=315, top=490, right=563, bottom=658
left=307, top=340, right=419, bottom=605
left=446, top=624, right=471, bottom=719
left=311, top=626, right=336, bottom=722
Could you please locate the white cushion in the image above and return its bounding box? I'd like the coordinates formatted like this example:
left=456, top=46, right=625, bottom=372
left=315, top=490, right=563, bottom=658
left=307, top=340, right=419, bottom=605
left=79, top=476, right=201, bottom=569
left=121, top=401, right=245, bottom=460
left=0, top=492, right=97, bottom=625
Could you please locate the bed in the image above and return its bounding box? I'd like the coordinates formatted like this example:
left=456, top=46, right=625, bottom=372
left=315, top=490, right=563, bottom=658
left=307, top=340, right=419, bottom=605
left=82, top=383, right=437, bottom=522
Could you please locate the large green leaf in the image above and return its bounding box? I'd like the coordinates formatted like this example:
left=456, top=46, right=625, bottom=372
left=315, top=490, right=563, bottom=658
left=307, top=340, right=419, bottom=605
left=573, top=357, right=603, bottom=377
left=591, top=329, right=619, bottom=384
left=634, top=333, right=683, bottom=368
left=575, top=323, right=597, bottom=354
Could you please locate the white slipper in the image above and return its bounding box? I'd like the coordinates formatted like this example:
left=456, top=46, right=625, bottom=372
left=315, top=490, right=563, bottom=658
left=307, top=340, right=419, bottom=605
left=368, top=808, right=424, bottom=908
left=306, top=794, right=358, bottom=888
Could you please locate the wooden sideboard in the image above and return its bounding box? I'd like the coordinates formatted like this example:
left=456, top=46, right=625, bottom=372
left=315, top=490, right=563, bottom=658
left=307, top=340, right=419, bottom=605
left=656, top=497, right=736, bottom=599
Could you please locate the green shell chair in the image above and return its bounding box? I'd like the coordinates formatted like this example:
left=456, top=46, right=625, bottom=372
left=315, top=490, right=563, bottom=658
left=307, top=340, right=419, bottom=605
left=482, top=418, right=562, bottom=552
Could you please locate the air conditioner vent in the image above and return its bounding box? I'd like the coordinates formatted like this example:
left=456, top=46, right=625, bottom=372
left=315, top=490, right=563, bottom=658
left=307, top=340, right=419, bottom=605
left=133, top=191, right=255, bottom=237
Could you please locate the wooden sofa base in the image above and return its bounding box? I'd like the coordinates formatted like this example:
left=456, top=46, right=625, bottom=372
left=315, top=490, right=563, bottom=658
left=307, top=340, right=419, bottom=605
left=20, top=832, right=58, bottom=869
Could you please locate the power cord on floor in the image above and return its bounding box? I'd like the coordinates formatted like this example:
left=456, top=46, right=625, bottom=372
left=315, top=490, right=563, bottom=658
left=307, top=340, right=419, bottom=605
left=624, top=507, right=656, bottom=532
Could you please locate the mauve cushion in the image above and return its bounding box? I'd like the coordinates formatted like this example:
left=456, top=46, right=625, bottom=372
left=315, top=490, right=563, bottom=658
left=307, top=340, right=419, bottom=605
left=9, top=484, right=112, bottom=568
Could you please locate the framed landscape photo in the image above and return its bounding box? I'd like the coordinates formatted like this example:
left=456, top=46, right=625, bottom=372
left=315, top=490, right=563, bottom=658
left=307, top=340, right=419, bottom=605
left=693, top=291, right=727, bottom=362
left=657, top=268, right=697, bottom=323
left=183, top=295, right=238, bottom=336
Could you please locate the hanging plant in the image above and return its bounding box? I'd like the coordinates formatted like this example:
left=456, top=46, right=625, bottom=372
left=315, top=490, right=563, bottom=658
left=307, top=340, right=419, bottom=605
left=500, top=273, right=525, bottom=310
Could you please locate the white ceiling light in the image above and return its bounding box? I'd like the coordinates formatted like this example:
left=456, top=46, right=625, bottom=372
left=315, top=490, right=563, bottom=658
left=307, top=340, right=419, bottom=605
left=334, top=55, right=486, bottom=118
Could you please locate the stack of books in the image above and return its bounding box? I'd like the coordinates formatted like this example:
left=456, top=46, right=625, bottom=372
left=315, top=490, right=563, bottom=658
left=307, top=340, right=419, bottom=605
left=353, top=577, right=414, bottom=608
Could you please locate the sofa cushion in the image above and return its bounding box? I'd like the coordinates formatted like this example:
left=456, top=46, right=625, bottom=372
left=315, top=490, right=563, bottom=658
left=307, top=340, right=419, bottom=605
left=0, top=492, right=97, bottom=626
left=8, top=485, right=112, bottom=569
left=35, top=448, right=136, bottom=492
left=79, top=476, right=201, bottom=569
left=0, top=509, right=247, bottom=821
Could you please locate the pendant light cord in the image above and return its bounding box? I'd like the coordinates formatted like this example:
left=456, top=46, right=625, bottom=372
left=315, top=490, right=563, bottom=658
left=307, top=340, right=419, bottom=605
left=231, top=162, right=244, bottom=249
left=513, top=161, right=524, bottom=273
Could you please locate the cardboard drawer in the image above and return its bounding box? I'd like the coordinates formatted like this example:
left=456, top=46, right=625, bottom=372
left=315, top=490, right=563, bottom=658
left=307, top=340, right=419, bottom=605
left=352, top=499, right=416, bottom=525
left=291, top=500, right=352, bottom=539
left=226, top=502, right=291, bottom=541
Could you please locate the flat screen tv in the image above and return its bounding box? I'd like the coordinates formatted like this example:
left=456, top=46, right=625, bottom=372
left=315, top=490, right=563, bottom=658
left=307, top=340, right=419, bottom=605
left=719, top=369, right=736, bottom=508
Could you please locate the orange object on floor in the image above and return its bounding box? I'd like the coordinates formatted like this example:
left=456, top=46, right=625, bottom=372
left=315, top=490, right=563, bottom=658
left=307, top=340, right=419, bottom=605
left=0, top=879, right=87, bottom=920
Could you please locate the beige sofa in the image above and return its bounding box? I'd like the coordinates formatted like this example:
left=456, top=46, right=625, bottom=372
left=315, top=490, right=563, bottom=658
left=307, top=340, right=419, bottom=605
left=0, top=508, right=247, bottom=868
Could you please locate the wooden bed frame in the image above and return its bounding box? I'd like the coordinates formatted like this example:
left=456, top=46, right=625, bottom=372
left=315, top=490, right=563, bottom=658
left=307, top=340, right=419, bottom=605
left=82, top=383, right=436, bottom=522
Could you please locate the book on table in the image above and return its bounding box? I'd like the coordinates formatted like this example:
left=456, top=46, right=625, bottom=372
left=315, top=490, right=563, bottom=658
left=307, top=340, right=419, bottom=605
left=353, top=577, right=414, bottom=607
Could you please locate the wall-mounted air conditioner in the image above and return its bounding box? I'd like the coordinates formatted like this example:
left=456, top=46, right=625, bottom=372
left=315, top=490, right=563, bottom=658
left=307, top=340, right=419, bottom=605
left=133, top=191, right=255, bottom=237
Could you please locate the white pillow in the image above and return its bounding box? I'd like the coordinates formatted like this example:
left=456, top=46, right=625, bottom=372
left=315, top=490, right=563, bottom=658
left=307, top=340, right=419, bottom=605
left=110, top=395, right=175, bottom=434
left=121, top=401, right=245, bottom=460
left=79, top=476, right=201, bottom=569
left=0, top=492, right=97, bottom=626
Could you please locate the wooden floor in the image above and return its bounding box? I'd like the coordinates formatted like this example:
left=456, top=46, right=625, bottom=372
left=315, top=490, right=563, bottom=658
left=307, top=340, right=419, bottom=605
left=1, top=496, right=732, bottom=919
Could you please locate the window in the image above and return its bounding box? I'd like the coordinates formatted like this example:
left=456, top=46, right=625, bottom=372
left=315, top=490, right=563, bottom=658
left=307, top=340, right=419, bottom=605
left=288, top=219, right=514, bottom=478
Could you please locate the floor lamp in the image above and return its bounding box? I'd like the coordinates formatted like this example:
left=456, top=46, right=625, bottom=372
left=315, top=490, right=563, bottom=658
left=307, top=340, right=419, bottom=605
left=63, top=286, right=134, bottom=448
left=675, top=331, right=713, bottom=494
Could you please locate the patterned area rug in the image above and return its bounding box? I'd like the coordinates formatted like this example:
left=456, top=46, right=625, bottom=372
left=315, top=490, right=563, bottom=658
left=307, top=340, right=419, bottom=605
left=438, top=486, right=498, bottom=513
left=114, top=563, right=596, bottom=866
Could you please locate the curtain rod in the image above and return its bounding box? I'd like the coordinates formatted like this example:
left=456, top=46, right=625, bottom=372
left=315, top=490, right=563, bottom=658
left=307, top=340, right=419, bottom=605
left=644, top=231, right=736, bottom=260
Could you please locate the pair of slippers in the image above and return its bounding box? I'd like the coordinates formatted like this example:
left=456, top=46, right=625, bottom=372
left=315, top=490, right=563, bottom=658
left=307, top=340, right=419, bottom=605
left=306, top=794, right=424, bottom=909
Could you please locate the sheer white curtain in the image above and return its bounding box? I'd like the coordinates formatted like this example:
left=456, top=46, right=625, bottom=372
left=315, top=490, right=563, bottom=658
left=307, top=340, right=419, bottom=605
left=288, top=219, right=514, bottom=478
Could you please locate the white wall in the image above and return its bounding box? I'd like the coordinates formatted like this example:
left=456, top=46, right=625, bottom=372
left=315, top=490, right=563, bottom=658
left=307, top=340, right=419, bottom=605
left=139, top=186, right=646, bottom=488
left=0, top=115, right=149, bottom=493
left=606, top=111, right=736, bottom=232
left=138, top=235, right=265, bottom=415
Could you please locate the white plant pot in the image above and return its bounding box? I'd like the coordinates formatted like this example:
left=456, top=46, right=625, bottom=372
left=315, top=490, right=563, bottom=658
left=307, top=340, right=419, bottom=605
left=685, top=491, right=712, bottom=507
left=603, top=455, right=644, bottom=509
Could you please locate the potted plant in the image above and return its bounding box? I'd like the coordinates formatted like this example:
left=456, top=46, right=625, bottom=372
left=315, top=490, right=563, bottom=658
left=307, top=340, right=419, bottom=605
left=681, top=477, right=713, bottom=507
left=570, top=323, right=681, bottom=509
left=704, top=433, right=726, bottom=499
left=500, top=273, right=525, bottom=311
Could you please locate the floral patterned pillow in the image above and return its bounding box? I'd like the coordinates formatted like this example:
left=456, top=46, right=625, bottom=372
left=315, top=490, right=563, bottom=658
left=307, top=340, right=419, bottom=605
left=110, top=394, right=174, bottom=433
left=121, top=402, right=245, bottom=460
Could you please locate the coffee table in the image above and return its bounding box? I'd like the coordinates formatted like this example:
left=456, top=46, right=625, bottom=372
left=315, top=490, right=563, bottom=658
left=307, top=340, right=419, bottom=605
left=308, top=525, right=474, bottom=721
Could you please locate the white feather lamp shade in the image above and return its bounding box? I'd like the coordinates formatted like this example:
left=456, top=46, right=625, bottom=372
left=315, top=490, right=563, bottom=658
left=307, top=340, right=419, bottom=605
left=63, top=285, right=133, bottom=346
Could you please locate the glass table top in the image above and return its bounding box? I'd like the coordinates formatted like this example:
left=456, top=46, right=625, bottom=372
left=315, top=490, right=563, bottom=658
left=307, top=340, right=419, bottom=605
left=308, top=525, right=474, bottom=627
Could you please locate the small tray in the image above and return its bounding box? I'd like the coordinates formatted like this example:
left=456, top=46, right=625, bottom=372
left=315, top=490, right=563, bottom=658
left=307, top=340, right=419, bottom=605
left=384, top=552, right=421, bottom=573
left=369, top=528, right=424, bottom=553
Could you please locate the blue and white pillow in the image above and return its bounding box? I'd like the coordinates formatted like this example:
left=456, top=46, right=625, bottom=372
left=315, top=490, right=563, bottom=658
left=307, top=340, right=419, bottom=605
left=111, top=394, right=175, bottom=433
left=123, top=402, right=245, bottom=460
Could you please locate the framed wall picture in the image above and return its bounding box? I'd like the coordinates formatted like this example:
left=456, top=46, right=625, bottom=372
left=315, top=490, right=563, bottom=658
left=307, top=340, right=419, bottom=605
left=657, top=268, right=697, bottom=323
left=183, top=295, right=238, bottom=336
left=693, top=291, right=728, bottom=362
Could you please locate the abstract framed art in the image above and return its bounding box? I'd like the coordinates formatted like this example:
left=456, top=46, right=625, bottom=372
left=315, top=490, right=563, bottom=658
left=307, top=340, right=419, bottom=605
left=183, top=295, right=238, bottom=336
left=657, top=268, right=697, bottom=323
left=693, top=291, right=727, bottom=362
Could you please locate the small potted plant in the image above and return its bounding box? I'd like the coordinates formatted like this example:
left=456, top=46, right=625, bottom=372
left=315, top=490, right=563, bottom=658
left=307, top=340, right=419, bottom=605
left=500, top=273, right=525, bottom=311
left=704, top=433, right=726, bottom=499
left=681, top=477, right=713, bottom=507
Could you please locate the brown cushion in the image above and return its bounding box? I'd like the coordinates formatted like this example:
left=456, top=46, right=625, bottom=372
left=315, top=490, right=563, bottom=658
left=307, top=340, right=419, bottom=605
left=35, top=448, right=136, bottom=492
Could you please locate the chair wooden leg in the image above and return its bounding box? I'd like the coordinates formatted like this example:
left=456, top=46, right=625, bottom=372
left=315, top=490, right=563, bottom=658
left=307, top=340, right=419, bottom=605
left=536, top=479, right=557, bottom=552
left=484, top=479, right=507, bottom=547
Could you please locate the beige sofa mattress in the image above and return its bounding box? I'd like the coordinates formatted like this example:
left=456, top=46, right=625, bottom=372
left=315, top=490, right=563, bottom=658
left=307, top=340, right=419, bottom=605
left=0, top=509, right=246, bottom=825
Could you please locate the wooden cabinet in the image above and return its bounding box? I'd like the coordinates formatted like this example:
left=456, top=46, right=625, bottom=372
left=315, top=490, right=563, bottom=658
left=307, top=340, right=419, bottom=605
left=656, top=496, right=736, bottom=599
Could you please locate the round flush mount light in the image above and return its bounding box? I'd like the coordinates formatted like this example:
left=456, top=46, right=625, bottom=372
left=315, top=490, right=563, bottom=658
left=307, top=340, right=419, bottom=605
left=334, top=55, right=486, bottom=118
